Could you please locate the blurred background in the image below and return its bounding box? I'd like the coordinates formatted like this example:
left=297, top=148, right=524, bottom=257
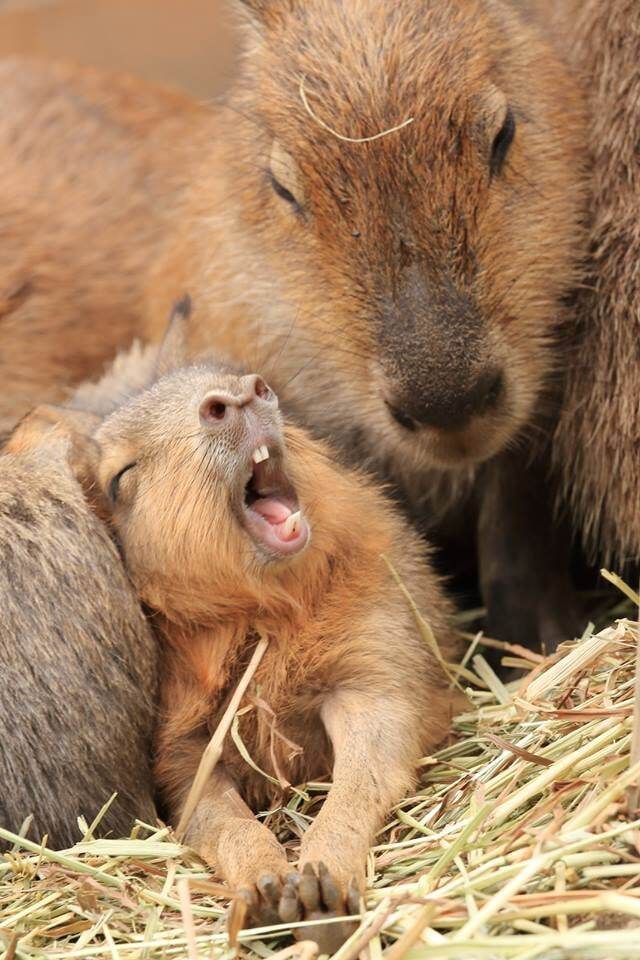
left=0, top=0, right=239, bottom=99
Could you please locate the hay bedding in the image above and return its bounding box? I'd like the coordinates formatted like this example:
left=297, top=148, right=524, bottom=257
left=1, top=596, right=640, bottom=959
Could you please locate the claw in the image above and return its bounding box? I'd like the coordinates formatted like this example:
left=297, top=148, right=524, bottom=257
left=347, top=876, right=361, bottom=915
left=257, top=874, right=281, bottom=908
left=279, top=877, right=302, bottom=924
left=318, top=861, right=342, bottom=912
left=299, top=862, right=321, bottom=911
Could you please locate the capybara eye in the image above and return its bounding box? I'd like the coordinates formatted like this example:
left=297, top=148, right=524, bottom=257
left=490, top=106, right=516, bottom=177
left=108, top=462, right=137, bottom=503
left=269, top=171, right=300, bottom=210
left=268, top=140, right=304, bottom=212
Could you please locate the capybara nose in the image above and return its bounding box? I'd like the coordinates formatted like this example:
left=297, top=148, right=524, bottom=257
left=387, top=370, right=504, bottom=432
left=199, top=375, right=278, bottom=426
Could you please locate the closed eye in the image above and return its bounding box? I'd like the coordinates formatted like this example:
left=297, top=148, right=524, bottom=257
left=268, top=171, right=301, bottom=210
left=108, top=462, right=137, bottom=503
left=490, top=106, right=516, bottom=177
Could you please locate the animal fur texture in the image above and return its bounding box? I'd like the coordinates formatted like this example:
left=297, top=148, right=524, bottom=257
left=0, top=0, right=585, bottom=493
left=34, top=328, right=460, bottom=949
left=550, top=0, right=640, bottom=563
left=0, top=436, right=157, bottom=848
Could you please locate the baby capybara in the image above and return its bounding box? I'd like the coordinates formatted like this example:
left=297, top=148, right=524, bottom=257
left=42, top=318, right=459, bottom=950
left=0, top=429, right=157, bottom=848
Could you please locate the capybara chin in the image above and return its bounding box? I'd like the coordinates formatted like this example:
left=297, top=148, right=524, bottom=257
left=0, top=433, right=157, bottom=849
left=550, top=0, right=640, bottom=564
left=48, top=325, right=459, bottom=951
left=146, top=0, right=587, bottom=478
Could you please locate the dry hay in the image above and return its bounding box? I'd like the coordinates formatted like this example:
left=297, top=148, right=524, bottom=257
left=1, top=600, right=640, bottom=959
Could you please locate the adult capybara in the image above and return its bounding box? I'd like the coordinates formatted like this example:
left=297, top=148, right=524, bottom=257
left=0, top=1, right=587, bottom=648
left=34, top=308, right=459, bottom=951
left=0, top=428, right=157, bottom=848
left=547, top=0, right=640, bottom=565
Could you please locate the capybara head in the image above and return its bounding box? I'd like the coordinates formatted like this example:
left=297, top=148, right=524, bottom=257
left=92, top=361, right=315, bottom=620
left=221, top=0, right=585, bottom=469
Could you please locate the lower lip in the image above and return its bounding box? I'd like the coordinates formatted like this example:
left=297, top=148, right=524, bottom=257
left=243, top=508, right=310, bottom=558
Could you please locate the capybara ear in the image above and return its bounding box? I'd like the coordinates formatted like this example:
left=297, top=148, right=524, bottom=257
left=6, top=405, right=107, bottom=516
left=155, top=294, right=191, bottom=378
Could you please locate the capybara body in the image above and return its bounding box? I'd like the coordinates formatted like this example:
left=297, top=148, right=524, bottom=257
left=0, top=0, right=585, bottom=484
left=550, top=0, right=640, bottom=563
left=0, top=57, right=209, bottom=433
left=54, top=320, right=458, bottom=950
left=0, top=437, right=157, bottom=848
left=0, top=2, right=587, bottom=653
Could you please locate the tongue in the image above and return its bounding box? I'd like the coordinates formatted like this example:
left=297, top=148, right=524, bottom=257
left=251, top=497, right=299, bottom=542
left=252, top=497, right=292, bottom=524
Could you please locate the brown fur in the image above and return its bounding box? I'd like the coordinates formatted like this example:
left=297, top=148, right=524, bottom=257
left=0, top=431, right=157, bottom=848
left=550, top=0, right=640, bottom=562
left=145, top=0, right=586, bottom=484
left=0, top=1, right=585, bottom=485
left=49, top=332, right=458, bottom=948
left=0, top=57, right=209, bottom=433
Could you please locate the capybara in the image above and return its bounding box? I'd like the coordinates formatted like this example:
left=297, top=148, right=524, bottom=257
left=548, top=0, right=640, bottom=565
left=37, top=308, right=459, bottom=950
left=0, top=428, right=157, bottom=848
left=0, top=1, right=587, bottom=647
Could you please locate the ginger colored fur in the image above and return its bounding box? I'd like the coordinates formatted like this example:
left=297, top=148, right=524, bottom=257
left=549, top=0, right=640, bottom=562
left=45, top=337, right=459, bottom=945
left=0, top=57, right=209, bottom=433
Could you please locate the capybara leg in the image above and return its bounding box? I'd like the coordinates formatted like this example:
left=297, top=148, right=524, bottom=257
left=184, top=769, right=291, bottom=927
left=283, top=691, right=416, bottom=951
left=478, top=449, right=584, bottom=661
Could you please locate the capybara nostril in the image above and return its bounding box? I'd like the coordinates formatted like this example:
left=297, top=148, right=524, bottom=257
left=483, top=371, right=504, bottom=411
left=244, top=374, right=277, bottom=405
left=386, top=403, right=418, bottom=432
left=199, top=395, right=228, bottom=425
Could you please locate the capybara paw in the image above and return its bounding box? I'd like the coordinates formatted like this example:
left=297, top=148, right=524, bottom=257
left=228, top=871, right=290, bottom=944
left=279, top=862, right=360, bottom=953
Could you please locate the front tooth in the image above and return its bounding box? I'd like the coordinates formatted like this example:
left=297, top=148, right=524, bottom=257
left=260, top=445, right=269, bottom=461
left=252, top=447, right=264, bottom=464
left=282, top=510, right=302, bottom=539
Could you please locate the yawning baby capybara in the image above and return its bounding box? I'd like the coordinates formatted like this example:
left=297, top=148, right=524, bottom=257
left=0, top=0, right=587, bottom=649
left=36, top=313, right=459, bottom=950
left=0, top=428, right=157, bottom=848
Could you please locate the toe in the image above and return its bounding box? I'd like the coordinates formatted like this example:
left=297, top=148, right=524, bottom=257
left=347, top=876, right=361, bottom=915
left=299, top=862, right=321, bottom=911
left=318, top=861, right=342, bottom=912
left=279, top=877, right=302, bottom=924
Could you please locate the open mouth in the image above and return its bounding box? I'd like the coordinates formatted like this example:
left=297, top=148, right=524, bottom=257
left=240, top=444, right=310, bottom=558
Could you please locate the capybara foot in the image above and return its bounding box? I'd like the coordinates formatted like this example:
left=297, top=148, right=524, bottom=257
left=231, top=872, right=290, bottom=933
left=280, top=862, right=361, bottom=953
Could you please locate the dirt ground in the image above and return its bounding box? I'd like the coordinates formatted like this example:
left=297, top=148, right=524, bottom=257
left=0, top=0, right=238, bottom=98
